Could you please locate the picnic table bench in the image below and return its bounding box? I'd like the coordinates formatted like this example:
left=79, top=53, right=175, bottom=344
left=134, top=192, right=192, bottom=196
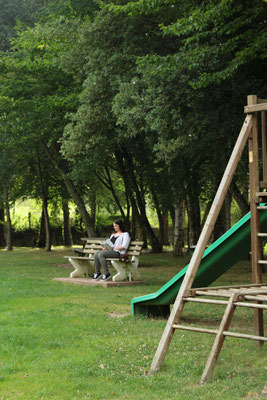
left=64, top=238, right=144, bottom=282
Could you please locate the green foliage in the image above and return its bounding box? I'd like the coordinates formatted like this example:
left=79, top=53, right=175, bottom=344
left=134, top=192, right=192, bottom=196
left=108, top=0, right=267, bottom=207
left=154, top=0, right=266, bottom=88
left=0, top=0, right=266, bottom=247
left=61, top=3, right=185, bottom=215
left=0, top=0, right=48, bottom=51
left=106, top=0, right=177, bottom=16
left=0, top=15, right=83, bottom=206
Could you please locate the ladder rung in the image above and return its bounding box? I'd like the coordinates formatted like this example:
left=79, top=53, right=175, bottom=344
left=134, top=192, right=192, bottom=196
left=238, top=289, right=267, bottom=295
left=223, top=331, right=267, bottom=341
left=256, top=192, right=267, bottom=197
left=184, top=298, right=228, bottom=305
left=184, top=298, right=267, bottom=308
left=235, top=301, right=267, bottom=309
left=258, top=260, right=267, bottom=264
left=172, top=324, right=218, bottom=335
left=173, top=325, right=267, bottom=341
left=257, top=233, right=267, bottom=237
left=257, top=206, right=267, bottom=210
left=245, top=295, right=267, bottom=301
left=194, top=290, right=232, bottom=298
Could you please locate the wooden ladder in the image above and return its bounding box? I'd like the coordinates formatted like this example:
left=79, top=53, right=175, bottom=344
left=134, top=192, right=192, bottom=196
left=149, top=95, right=267, bottom=382
left=174, top=284, right=267, bottom=383
left=248, top=94, right=267, bottom=340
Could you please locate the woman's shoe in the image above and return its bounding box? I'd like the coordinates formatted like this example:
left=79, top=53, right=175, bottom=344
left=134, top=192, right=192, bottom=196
left=101, top=273, right=111, bottom=281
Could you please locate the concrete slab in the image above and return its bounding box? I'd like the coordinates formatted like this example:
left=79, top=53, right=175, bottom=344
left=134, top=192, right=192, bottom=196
left=53, top=277, right=144, bottom=288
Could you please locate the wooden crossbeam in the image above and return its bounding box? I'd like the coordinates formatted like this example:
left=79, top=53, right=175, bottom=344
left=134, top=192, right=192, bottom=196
left=244, top=103, right=267, bottom=113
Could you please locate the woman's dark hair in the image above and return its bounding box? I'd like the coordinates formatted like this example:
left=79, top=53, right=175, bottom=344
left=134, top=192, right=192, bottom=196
left=113, top=218, right=126, bottom=232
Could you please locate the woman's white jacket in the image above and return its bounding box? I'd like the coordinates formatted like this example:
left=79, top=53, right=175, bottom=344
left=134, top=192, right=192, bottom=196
left=110, top=232, right=130, bottom=254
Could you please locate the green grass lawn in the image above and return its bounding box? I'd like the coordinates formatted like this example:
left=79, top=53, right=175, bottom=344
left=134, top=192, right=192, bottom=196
left=0, top=248, right=266, bottom=399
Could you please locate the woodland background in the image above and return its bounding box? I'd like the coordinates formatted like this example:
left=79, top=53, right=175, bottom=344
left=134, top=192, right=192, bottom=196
left=0, top=0, right=266, bottom=252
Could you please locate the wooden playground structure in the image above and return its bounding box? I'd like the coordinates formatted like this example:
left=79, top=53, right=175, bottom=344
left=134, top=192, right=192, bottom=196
left=149, top=95, right=267, bottom=383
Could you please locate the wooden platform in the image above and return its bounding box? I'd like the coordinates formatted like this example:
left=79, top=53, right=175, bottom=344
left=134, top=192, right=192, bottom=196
left=53, top=277, right=144, bottom=288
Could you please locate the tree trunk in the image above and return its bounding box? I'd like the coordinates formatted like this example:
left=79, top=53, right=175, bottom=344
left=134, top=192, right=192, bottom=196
left=213, top=193, right=232, bottom=241
left=125, top=190, right=131, bottom=223
left=63, top=175, right=95, bottom=237
left=131, top=206, right=138, bottom=240
left=0, top=208, right=5, bottom=247
left=162, top=209, right=169, bottom=246
left=231, top=181, right=249, bottom=216
left=74, top=208, right=82, bottom=231
left=200, top=201, right=212, bottom=230
left=96, top=167, right=130, bottom=228
left=150, top=187, right=165, bottom=247
left=187, top=195, right=201, bottom=245
left=62, top=199, right=73, bottom=245
left=213, top=200, right=227, bottom=241
left=36, top=150, right=51, bottom=251
left=140, top=228, right=148, bottom=249
left=173, top=202, right=184, bottom=257
left=40, top=141, right=96, bottom=237
left=37, top=210, right=46, bottom=248
left=43, top=199, right=51, bottom=252
left=3, top=189, right=12, bottom=251
left=89, top=192, right=96, bottom=232
left=128, top=191, right=148, bottom=249
left=116, top=149, right=162, bottom=252
left=225, top=191, right=232, bottom=231
left=213, top=206, right=226, bottom=241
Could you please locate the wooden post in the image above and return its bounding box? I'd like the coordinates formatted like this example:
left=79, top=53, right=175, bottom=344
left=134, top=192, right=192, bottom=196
left=149, top=114, right=253, bottom=374
left=262, top=111, right=267, bottom=183
left=248, top=95, right=264, bottom=344
left=261, top=111, right=267, bottom=274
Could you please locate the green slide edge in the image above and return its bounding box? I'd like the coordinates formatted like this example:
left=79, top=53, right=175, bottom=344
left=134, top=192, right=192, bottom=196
left=131, top=208, right=267, bottom=316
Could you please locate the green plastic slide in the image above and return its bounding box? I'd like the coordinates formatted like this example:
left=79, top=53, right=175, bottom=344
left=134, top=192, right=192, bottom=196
left=131, top=209, right=267, bottom=317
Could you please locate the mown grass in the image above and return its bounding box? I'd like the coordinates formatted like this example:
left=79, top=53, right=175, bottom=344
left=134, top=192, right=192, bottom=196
left=0, top=247, right=266, bottom=400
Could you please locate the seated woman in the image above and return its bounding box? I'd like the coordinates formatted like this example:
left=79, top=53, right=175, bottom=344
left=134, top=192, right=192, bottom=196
left=93, top=218, right=130, bottom=281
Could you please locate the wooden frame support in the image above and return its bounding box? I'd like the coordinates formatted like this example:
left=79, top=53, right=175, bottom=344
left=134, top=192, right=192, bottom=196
left=149, top=114, right=253, bottom=375
left=149, top=96, right=267, bottom=383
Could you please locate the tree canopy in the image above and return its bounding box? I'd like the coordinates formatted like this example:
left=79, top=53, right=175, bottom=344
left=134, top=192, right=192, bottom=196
left=0, top=0, right=266, bottom=251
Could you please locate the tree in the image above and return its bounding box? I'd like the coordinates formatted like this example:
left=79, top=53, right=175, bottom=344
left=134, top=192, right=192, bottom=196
left=109, top=0, right=267, bottom=244
left=0, top=0, right=265, bottom=252
left=61, top=4, right=185, bottom=251
left=0, top=17, right=97, bottom=238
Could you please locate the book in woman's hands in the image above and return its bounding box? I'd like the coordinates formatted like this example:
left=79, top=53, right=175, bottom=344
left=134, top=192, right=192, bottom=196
left=99, top=239, right=114, bottom=250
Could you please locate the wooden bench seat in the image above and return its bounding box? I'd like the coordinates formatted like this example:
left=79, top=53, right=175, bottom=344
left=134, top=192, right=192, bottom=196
left=64, top=238, right=143, bottom=282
